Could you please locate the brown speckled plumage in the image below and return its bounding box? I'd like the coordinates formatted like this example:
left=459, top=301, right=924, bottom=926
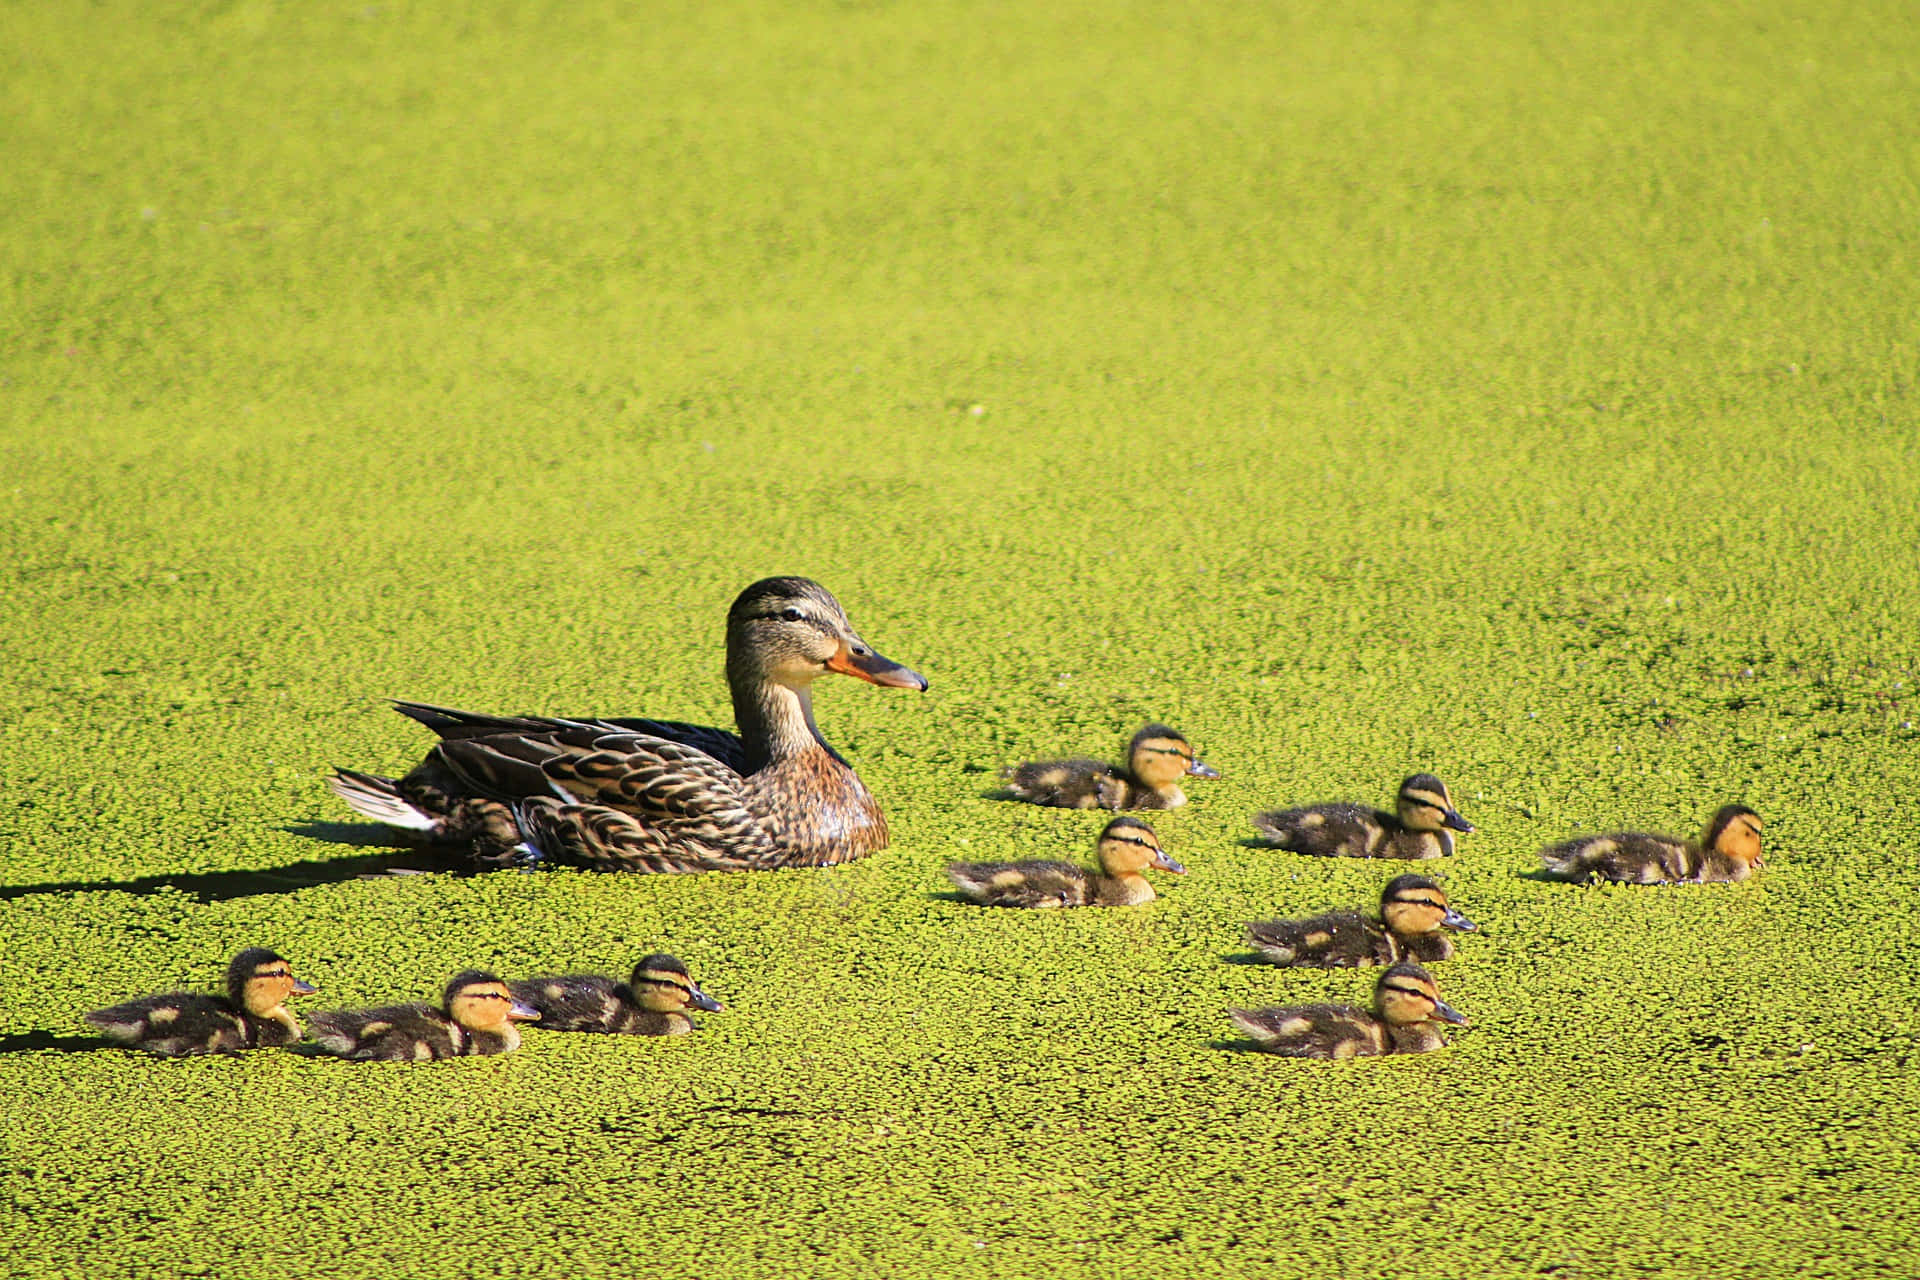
left=1250, top=773, right=1474, bottom=860
left=948, top=817, right=1186, bottom=908
left=306, top=971, right=538, bottom=1062
left=1000, top=724, right=1219, bottom=811
left=1247, top=874, right=1478, bottom=967
left=1540, top=804, right=1764, bottom=884
left=510, top=954, right=723, bottom=1036
left=1230, top=962, right=1469, bottom=1058
left=328, top=577, right=926, bottom=873
left=84, top=948, right=317, bottom=1057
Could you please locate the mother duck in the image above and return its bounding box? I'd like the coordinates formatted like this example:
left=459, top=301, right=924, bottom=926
left=330, top=577, right=927, bottom=872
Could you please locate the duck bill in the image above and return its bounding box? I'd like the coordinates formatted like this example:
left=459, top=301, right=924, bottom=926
left=507, top=1000, right=542, bottom=1022
left=1430, top=998, right=1470, bottom=1026
left=1441, top=810, right=1475, bottom=834
left=291, top=979, right=319, bottom=997
left=1152, top=851, right=1188, bottom=875
left=1186, top=758, right=1221, bottom=780
left=689, top=987, right=724, bottom=1014
left=825, top=641, right=929, bottom=691
left=1441, top=907, right=1478, bottom=933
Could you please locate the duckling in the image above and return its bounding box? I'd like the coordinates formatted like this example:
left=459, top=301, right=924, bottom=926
left=1247, top=874, right=1478, bottom=967
left=1230, top=961, right=1468, bottom=1058
left=1250, top=773, right=1473, bottom=860
left=83, top=948, right=318, bottom=1057
left=510, top=954, right=723, bottom=1036
left=1540, top=804, right=1764, bottom=884
left=1001, top=724, right=1219, bottom=811
left=305, top=971, right=539, bottom=1061
left=948, top=817, right=1186, bottom=908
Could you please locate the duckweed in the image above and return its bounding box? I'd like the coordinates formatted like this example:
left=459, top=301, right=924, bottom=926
left=3, top=0, right=1918, bottom=1276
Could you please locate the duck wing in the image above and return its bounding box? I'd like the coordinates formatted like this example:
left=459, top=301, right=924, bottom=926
left=452, top=732, right=776, bottom=873
left=394, top=702, right=748, bottom=772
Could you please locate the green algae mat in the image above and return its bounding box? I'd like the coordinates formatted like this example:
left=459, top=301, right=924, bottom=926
left=3, top=0, right=1918, bottom=1275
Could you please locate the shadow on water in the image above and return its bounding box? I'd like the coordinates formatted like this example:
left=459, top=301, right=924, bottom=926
left=0, top=1031, right=109, bottom=1055
left=0, top=824, right=476, bottom=904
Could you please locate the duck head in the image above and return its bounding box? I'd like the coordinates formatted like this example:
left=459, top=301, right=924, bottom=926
left=628, top=953, right=725, bottom=1015
left=1126, top=724, right=1220, bottom=789
left=1396, top=774, right=1474, bottom=834
left=726, top=577, right=927, bottom=693
left=1095, top=816, right=1186, bottom=878
left=227, top=948, right=317, bottom=1019
left=1379, top=874, right=1477, bottom=936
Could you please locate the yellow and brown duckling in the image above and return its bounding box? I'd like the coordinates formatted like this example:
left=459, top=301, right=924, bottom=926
left=329, top=576, right=927, bottom=873
left=1540, top=804, right=1764, bottom=884
left=1250, top=773, right=1473, bottom=860
left=83, top=947, right=317, bottom=1057
left=305, top=970, right=539, bottom=1062
left=1000, top=724, right=1219, bottom=811
left=1230, top=961, right=1469, bottom=1058
left=509, top=954, right=723, bottom=1036
left=1247, top=874, right=1478, bottom=967
left=948, top=817, right=1186, bottom=908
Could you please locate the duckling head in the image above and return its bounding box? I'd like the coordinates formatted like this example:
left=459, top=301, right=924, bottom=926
left=1095, top=817, right=1187, bottom=877
left=628, top=954, right=725, bottom=1014
left=1379, top=875, right=1477, bottom=935
left=1375, top=961, right=1469, bottom=1027
left=1702, top=804, right=1764, bottom=869
left=1396, top=774, right=1474, bottom=833
left=1126, top=724, right=1220, bottom=789
left=226, top=948, right=318, bottom=1018
left=444, top=971, right=540, bottom=1033
left=726, top=577, right=928, bottom=693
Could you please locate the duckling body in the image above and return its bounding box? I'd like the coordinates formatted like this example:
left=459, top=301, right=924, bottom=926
left=84, top=948, right=317, bottom=1057
left=329, top=577, right=927, bottom=873
left=1251, top=774, right=1473, bottom=860
left=511, top=954, right=723, bottom=1036
left=1230, top=961, right=1468, bottom=1058
left=948, top=817, right=1186, bottom=908
left=1540, top=805, right=1764, bottom=884
left=1248, top=874, right=1478, bottom=967
left=306, top=971, right=538, bottom=1061
left=1001, top=725, right=1218, bottom=811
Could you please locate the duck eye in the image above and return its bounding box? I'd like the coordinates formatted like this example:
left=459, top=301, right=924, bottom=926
left=780, top=607, right=806, bottom=622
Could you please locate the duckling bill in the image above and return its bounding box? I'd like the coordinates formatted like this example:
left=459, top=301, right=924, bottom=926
left=1230, top=961, right=1468, bottom=1058
left=306, top=971, right=538, bottom=1061
left=948, top=817, right=1185, bottom=907
left=1251, top=773, right=1472, bottom=860
left=1247, top=874, right=1477, bottom=967
left=1540, top=804, right=1764, bottom=884
left=1001, top=724, right=1218, bottom=811
left=510, top=954, right=722, bottom=1036
left=84, top=948, right=317, bottom=1057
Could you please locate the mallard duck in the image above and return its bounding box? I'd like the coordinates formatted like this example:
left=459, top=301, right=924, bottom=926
left=1539, top=804, right=1764, bottom=883
left=329, top=576, right=927, bottom=873
left=1250, top=773, right=1473, bottom=860
left=509, top=953, right=723, bottom=1036
left=948, top=817, right=1186, bottom=907
left=1230, top=961, right=1469, bottom=1058
left=83, top=948, right=317, bottom=1057
left=305, top=971, right=539, bottom=1061
left=1246, top=874, right=1478, bottom=966
left=1000, top=724, right=1219, bottom=811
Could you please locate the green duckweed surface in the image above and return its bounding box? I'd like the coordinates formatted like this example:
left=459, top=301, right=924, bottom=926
left=3, top=1, right=1918, bottom=1276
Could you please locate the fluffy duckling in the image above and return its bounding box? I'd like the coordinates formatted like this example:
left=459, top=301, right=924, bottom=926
left=948, top=817, right=1186, bottom=907
left=84, top=948, right=317, bottom=1057
left=510, top=954, right=723, bottom=1036
left=306, top=971, right=539, bottom=1062
left=1230, top=961, right=1469, bottom=1058
left=1540, top=804, right=1764, bottom=884
left=1250, top=773, right=1473, bottom=860
left=1247, top=874, right=1478, bottom=967
left=1001, top=724, right=1219, bottom=811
